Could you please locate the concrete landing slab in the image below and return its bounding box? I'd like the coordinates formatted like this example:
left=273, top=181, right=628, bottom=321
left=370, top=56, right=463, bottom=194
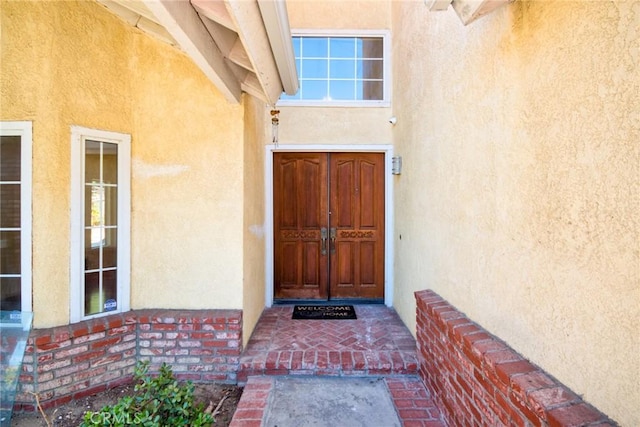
left=263, top=377, right=401, bottom=427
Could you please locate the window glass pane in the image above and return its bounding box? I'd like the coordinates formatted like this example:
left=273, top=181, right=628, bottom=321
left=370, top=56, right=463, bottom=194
left=280, top=92, right=300, bottom=101
left=103, top=229, right=117, bottom=268
left=362, top=80, right=384, bottom=100
left=301, top=59, right=327, bottom=79
left=330, top=38, right=355, bottom=58
left=359, top=37, right=383, bottom=58
left=0, top=136, right=21, bottom=181
left=84, top=229, right=100, bottom=270
left=358, top=59, right=384, bottom=80
left=0, top=231, right=21, bottom=274
left=301, top=80, right=327, bottom=100
left=86, top=185, right=104, bottom=228
left=302, top=37, right=328, bottom=57
left=102, top=270, right=117, bottom=311
left=104, top=187, right=117, bottom=226
left=330, top=80, right=355, bottom=100
left=84, top=271, right=118, bottom=315
left=85, top=140, right=101, bottom=183
left=296, top=58, right=301, bottom=75
left=292, top=37, right=301, bottom=57
left=103, top=143, right=118, bottom=184
left=84, top=271, right=100, bottom=315
left=330, top=59, right=355, bottom=79
left=0, top=184, right=20, bottom=228
left=83, top=229, right=117, bottom=269
left=0, top=277, right=21, bottom=311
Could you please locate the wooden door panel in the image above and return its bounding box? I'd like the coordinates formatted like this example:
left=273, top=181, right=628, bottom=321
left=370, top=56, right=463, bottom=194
left=359, top=241, right=376, bottom=284
left=300, top=159, right=323, bottom=228
left=335, top=241, right=358, bottom=298
left=274, top=153, right=328, bottom=299
left=359, top=160, right=376, bottom=227
left=335, top=160, right=355, bottom=228
left=278, top=160, right=298, bottom=227
left=280, top=241, right=298, bottom=285
left=330, top=153, right=385, bottom=300
left=303, top=241, right=321, bottom=285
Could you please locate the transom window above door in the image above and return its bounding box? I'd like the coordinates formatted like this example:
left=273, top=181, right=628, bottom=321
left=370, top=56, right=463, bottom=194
left=278, top=31, right=390, bottom=107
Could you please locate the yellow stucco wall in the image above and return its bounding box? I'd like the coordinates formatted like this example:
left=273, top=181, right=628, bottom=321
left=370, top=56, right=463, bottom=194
left=278, top=0, right=393, bottom=146
left=1, top=0, right=244, bottom=327
left=242, top=95, right=267, bottom=346
left=391, top=1, right=639, bottom=425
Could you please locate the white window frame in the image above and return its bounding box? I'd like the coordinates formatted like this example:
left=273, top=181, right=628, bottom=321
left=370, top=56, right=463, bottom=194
left=277, top=29, right=391, bottom=108
left=70, top=126, right=130, bottom=322
left=0, top=121, right=32, bottom=313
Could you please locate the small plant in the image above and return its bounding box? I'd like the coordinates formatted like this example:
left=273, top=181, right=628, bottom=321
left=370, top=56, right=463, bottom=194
left=80, top=361, right=214, bottom=427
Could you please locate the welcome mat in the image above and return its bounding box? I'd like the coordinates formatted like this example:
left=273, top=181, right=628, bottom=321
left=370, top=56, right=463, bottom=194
left=292, top=305, right=357, bottom=320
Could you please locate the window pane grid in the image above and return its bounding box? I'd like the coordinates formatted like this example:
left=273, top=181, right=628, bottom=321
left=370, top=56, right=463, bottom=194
left=83, top=141, right=118, bottom=316
left=0, top=135, right=22, bottom=311
left=283, top=35, right=385, bottom=103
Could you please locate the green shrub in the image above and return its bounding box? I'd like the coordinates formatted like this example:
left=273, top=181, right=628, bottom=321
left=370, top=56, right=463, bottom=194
left=80, top=361, right=214, bottom=427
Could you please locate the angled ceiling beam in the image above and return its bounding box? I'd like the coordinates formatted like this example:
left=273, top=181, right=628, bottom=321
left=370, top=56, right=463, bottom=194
left=98, top=0, right=141, bottom=25
left=143, top=0, right=242, bottom=103
left=191, top=0, right=237, bottom=31
left=136, top=16, right=177, bottom=45
left=257, top=0, right=298, bottom=95
left=229, top=37, right=254, bottom=71
left=199, top=17, right=239, bottom=57
left=224, top=0, right=284, bottom=105
left=98, top=0, right=177, bottom=45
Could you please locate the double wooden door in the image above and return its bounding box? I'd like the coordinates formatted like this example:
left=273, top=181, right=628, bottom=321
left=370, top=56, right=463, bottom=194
left=274, top=152, right=385, bottom=301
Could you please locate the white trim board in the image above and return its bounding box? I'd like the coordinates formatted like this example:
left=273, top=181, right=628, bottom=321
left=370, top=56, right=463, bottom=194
left=264, top=144, right=394, bottom=307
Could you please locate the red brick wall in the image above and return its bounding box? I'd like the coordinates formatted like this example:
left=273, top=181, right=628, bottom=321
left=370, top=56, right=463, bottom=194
left=415, top=290, right=616, bottom=426
left=14, top=309, right=241, bottom=412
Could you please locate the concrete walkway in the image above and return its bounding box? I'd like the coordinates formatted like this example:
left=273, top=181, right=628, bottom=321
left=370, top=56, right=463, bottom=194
left=230, top=375, right=445, bottom=427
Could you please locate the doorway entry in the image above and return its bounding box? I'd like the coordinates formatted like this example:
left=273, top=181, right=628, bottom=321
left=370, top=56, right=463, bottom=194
left=273, top=152, right=385, bottom=302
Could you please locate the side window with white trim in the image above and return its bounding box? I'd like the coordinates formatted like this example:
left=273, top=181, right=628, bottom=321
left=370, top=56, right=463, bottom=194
left=0, top=121, right=32, bottom=313
left=70, top=127, right=130, bottom=322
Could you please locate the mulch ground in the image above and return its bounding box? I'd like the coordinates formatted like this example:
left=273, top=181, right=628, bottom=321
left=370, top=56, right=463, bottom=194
left=10, top=382, right=242, bottom=426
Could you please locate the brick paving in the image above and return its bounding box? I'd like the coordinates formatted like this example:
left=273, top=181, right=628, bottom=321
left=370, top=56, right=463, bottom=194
left=232, top=305, right=446, bottom=426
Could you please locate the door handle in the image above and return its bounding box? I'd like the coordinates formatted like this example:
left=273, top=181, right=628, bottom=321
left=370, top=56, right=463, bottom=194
left=321, top=227, right=328, bottom=255
left=330, top=227, right=336, bottom=254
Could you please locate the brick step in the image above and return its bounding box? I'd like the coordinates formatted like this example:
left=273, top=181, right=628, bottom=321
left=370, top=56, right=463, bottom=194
left=238, top=349, right=418, bottom=384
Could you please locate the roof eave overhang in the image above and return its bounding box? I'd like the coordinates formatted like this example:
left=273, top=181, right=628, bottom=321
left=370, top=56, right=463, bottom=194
left=99, top=0, right=298, bottom=105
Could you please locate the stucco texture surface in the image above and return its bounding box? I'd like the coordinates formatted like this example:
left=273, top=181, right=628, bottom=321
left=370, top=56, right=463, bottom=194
left=287, top=0, right=390, bottom=31
left=390, top=1, right=639, bottom=425
left=1, top=0, right=244, bottom=326
left=242, top=95, right=267, bottom=346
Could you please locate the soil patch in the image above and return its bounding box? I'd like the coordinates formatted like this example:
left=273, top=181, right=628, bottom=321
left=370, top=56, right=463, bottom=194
left=11, top=382, right=242, bottom=426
